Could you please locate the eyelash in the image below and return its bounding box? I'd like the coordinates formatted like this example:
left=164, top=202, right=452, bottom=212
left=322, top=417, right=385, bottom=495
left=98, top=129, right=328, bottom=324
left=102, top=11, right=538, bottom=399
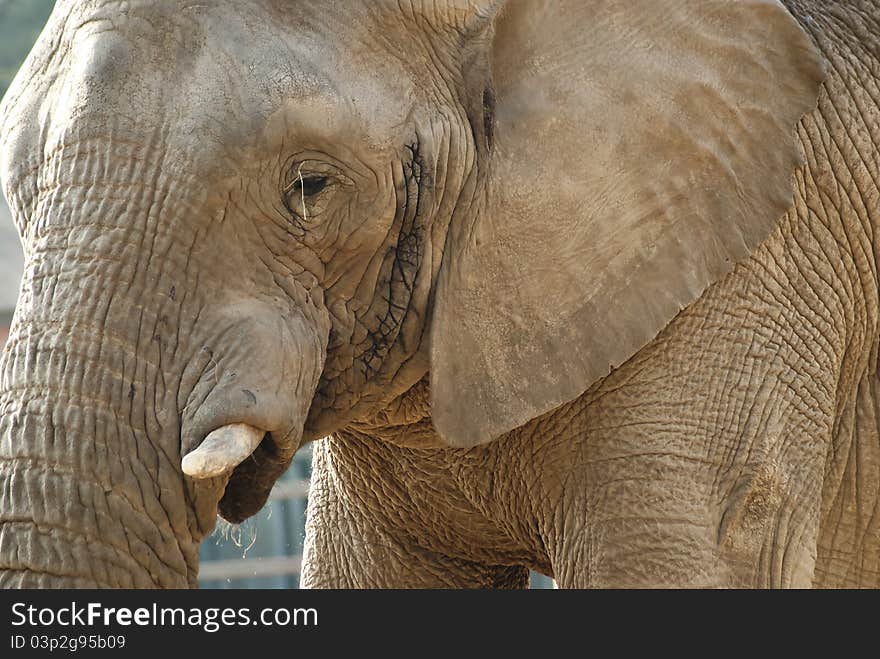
left=281, top=167, right=331, bottom=222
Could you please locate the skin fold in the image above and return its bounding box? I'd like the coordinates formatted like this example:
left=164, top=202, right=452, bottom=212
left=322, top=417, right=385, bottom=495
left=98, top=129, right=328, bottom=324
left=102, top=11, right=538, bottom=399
left=0, top=0, right=877, bottom=588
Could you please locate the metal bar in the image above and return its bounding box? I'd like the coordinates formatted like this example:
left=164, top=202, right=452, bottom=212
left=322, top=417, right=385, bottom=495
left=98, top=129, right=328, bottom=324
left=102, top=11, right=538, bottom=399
left=198, top=556, right=303, bottom=580
left=268, top=479, right=310, bottom=501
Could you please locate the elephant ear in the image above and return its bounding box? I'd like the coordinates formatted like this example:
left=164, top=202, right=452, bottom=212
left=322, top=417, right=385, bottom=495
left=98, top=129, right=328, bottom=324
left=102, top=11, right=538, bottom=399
left=430, top=0, right=824, bottom=447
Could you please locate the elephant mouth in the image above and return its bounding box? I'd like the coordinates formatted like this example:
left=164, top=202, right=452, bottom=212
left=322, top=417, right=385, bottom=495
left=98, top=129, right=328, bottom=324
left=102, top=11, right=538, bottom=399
left=183, top=425, right=296, bottom=524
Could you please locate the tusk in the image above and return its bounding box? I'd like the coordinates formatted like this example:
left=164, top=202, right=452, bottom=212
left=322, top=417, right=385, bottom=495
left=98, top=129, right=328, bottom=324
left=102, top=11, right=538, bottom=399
left=182, top=423, right=265, bottom=479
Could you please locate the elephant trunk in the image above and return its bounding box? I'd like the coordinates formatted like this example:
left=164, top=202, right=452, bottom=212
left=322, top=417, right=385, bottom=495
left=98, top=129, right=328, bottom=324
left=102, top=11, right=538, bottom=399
left=0, top=189, right=211, bottom=586
left=0, top=400, right=199, bottom=587
left=0, top=317, right=202, bottom=588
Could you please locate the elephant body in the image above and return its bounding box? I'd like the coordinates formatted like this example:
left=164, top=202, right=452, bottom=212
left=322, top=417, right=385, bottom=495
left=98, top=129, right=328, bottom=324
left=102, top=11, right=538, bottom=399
left=0, top=0, right=877, bottom=588
left=303, top=1, right=880, bottom=588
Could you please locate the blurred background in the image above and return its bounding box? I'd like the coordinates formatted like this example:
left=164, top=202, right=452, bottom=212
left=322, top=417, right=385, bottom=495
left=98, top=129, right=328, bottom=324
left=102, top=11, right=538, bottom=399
left=0, top=0, right=553, bottom=589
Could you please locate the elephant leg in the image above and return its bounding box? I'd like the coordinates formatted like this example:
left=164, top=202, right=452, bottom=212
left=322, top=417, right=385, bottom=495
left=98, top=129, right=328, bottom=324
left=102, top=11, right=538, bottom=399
left=814, top=368, right=880, bottom=588
left=550, top=423, right=827, bottom=589
left=300, top=436, right=529, bottom=588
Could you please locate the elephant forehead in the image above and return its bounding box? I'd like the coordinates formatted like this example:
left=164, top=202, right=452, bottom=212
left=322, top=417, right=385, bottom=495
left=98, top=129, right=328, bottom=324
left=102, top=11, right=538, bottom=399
left=228, top=29, right=416, bottom=158
left=52, top=0, right=415, bottom=170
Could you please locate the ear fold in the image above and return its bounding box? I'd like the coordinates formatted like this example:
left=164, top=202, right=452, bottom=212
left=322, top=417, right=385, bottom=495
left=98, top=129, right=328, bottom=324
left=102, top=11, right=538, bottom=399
left=430, top=0, right=824, bottom=447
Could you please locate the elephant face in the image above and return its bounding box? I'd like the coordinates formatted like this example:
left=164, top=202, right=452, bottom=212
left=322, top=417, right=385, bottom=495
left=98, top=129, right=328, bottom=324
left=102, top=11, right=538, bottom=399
left=0, top=0, right=822, bottom=587
left=1, top=2, right=478, bottom=520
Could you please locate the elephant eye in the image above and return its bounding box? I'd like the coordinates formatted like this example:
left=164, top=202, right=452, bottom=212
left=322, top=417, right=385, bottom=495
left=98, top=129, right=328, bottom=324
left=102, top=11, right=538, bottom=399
left=287, top=175, right=328, bottom=198
left=281, top=170, right=334, bottom=223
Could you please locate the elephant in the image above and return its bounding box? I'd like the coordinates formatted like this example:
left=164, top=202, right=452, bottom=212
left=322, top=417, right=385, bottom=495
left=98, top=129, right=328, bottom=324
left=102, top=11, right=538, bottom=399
left=0, top=0, right=878, bottom=589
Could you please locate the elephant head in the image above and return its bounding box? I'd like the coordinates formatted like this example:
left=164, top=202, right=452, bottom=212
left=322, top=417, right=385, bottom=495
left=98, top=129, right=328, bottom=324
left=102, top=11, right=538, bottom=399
left=0, top=0, right=822, bottom=587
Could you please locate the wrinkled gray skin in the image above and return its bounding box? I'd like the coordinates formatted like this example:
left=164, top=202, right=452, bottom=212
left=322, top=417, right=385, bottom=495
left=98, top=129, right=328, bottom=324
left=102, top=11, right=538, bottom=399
left=0, top=0, right=878, bottom=588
